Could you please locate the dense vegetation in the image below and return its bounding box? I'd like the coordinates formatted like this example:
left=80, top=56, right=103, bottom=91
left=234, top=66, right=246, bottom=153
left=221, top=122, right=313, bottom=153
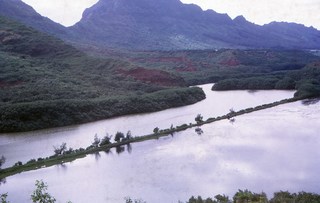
left=212, top=64, right=320, bottom=98
left=0, top=16, right=205, bottom=132
left=186, top=189, right=320, bottom=203
left=2, top=185, right=320, bottom=203
left=1, top=15, right=319, bottom=133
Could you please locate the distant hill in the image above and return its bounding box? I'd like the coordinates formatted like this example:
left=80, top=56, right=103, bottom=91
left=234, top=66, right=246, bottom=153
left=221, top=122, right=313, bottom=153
left=1, top=0, right=320, bottom=50
left=69, top=0, right=320, bottom=50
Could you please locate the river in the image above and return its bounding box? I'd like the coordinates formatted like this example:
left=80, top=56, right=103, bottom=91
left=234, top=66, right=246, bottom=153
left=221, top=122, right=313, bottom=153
left=1, top=84, right=320, bottom=202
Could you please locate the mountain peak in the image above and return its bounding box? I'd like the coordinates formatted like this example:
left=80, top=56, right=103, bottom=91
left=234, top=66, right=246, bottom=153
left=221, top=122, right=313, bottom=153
left=234, top=15, right=247, bottom=23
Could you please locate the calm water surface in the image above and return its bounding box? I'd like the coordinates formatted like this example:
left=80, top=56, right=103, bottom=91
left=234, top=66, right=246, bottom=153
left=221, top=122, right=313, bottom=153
left=2, top=85, right=319, bottom=203
left=0, top=84, right=293, bottom=167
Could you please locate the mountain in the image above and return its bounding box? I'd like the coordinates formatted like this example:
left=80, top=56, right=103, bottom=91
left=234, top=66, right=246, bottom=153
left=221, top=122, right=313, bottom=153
left=69, top=0, right=320, bottom=50
left=0, top=0, right=68, bottom=38
left=1, top=0, right=319, bottom=50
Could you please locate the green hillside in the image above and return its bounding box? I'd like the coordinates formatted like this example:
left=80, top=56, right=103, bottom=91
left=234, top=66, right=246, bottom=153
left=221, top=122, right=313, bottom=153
left=0, top=16, right=205, bottom=132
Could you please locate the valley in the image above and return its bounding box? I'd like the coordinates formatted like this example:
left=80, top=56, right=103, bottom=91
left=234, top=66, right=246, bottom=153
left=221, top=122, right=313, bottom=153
left=0, top=0, right=320, bottom=202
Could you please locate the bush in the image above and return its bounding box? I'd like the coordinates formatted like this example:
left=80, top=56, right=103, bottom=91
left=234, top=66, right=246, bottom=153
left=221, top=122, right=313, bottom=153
left=100, top=134, right=112, bottom=146
left=14, top=161, right=23, bottom=167
left=114, top=132, right=125, bottom=142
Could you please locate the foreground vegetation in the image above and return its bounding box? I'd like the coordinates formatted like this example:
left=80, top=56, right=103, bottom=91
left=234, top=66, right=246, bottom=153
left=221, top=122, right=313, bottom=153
left=1, top=181, right=320, bottom=203
left=185, top=189, right=320, bottom=203
left=0, top=97, right=299, bottom=179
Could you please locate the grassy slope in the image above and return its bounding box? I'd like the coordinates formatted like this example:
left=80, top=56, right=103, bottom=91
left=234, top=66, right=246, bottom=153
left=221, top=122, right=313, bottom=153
left=87, top=48, right=320, bottom=98
left=0, top=16, right=205, bottom=133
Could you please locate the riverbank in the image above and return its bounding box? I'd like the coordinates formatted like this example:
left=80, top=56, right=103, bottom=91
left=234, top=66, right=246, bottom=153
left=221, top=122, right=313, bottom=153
left=0, top=97, right=301, bottom=179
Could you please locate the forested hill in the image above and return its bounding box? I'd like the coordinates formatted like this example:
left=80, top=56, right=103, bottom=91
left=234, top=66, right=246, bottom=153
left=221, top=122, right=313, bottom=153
left=69, top=0, right=320, bottom=50
left=0, top=15, right=205, bottom=133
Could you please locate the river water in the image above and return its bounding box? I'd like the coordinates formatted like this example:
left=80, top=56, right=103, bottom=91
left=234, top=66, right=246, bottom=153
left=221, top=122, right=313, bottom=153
left=1, top=85, right=320, bottom=202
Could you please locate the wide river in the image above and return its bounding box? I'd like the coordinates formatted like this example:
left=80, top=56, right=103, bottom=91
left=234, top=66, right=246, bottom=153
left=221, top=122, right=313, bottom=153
left=1, top=84, right=320, bottom=203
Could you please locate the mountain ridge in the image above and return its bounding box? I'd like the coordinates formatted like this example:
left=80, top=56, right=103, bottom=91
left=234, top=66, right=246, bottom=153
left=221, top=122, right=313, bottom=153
left=1, top=0, right=320, bottom=50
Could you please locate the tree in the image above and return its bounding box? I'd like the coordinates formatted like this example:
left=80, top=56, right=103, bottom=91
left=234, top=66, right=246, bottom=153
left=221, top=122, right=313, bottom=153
left=126, top=131, right=132, bottom=140
left=270, top=191, right=295, bottom=203
left=124, top=197, right=146, bottom=203
left=92, top=134, right=100, bottom=147
left=100, top=133, right=112, bottom=146
left=195, top=114, right=203, bottom=123
left=31, top=180, right=56, bottom=203
left=1, top=193, right=9, bottom=203
left=53, top=143, right=67, bottom=156
left=153, top=127, right=159, bottom=134
left=214, top=194, right=230, bottom=203
left=0, top=156, right=6, bottom=169
left=114, top=131, right=125, bottom=142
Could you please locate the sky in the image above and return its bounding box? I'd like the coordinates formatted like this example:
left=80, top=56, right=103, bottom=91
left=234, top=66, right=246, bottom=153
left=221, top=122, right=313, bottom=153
left=21, top=0, right=320, bottom=30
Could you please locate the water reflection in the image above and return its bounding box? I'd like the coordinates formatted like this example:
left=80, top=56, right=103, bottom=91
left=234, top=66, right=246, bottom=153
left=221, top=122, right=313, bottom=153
left=0, top=178, right=6, bottom=185
left=229, top=118, right=236, bottom=124
left=94, top=152, right=101, bottom=160
left=57, top=163, right=68, bottom=171
left=0, top=85, right=294, bottom=168
left=116, top=145, right=126, bottom=154
left=127, top=144, right=132, bottom=154
left=103, top=149, right=112, bottom=155
left=302, top=98, right=320, bottom=105
left=195, top=127, right=204, bottom=135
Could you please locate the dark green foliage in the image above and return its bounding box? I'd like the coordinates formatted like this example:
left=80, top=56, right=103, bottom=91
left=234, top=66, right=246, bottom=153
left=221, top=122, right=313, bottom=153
left=195, top=114, right=203, bottom=123
left=100, top=134, right=112, bottom=146
left=187, top=195, right=227, bottom=203
left=212, top=76, right=280, bottom=91
left=187, top=190, right=320, bottom=203
left=0, top=16, right=207, bottom=132
left=53, top=143, right=67, bottom=156
left=26, top=159, right=36, bottom=164
left=0, top=193, right=9, bottom=203
left=124, top=197, right=146, bottom=203
left=153, top=127, right=160, bottom=134
left=0, top=156, right=5, bottom=168
left=233, top=189, right=268, bottom=203
left=295, top=192, right=320, bottom=203
left=0, top=87, right=205, bottom=133
left=31, top=180, right=56, bottom=203
left=92, top=134, right=100, bottom=148
left=214, top=194, right=229, bottom=203
left=123, top=131, right=133, bottom=141
left=114, top=132, right=125, bottom=142
left=13, top=161, right=23, bottom=167
left=275, top=77, right=295, bottom=89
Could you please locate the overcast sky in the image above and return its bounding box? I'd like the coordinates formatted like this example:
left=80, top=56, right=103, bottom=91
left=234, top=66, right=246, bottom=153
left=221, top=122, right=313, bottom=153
left=21, top=0, right=320, bottom=30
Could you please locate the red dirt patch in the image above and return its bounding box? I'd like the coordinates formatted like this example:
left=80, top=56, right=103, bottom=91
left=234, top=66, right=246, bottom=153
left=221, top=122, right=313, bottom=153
left=118, top=67, right=185, bottom=86
left=219, top=58, right=240, bottom=66
left=0, top=81, right=23, bottom=88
